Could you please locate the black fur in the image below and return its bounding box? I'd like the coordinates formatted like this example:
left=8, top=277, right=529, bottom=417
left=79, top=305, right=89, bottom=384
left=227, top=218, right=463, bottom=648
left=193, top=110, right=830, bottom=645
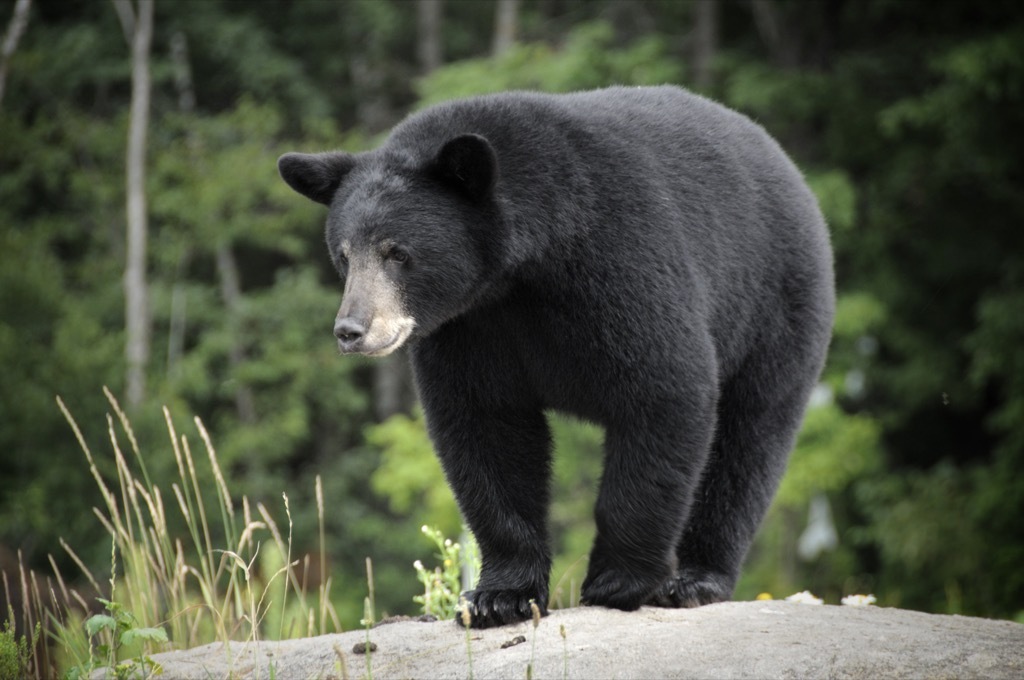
left=278, top=86, right=835, bottom=628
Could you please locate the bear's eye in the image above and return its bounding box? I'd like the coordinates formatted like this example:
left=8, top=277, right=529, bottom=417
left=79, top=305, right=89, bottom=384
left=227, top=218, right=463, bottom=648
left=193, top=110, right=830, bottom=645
left=385, top=246, right=409, bottom=264
left=334, top=252, right=349, bottom=272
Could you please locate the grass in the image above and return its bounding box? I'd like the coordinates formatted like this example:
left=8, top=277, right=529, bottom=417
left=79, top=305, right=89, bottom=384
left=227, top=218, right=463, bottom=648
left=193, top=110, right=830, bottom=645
left=2, top=388, right=342, bottom=678
left=527, top=600, right=541, bottom=680
left=362, top=557, right=376, bottom=680
left=459, top=598, right=473, bottom=680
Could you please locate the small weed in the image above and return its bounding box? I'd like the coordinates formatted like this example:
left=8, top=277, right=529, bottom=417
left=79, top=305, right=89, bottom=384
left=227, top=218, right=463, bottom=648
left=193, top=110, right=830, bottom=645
left=412, top=526, right=480, bottom=620
left=360, top=558, right=376, bottom=680
left=560, top=624, right=568, bottom=680
left=64, top=532, right=168, bottom=679
left=460, top=598, right=473, bottom=680
left=0, top=606, right=40, bottom=680
left=333, top=643, right=350, bottom=680
left=66, top=598, right=168, bottom=680
left=526, top=600, right=541, bottom=680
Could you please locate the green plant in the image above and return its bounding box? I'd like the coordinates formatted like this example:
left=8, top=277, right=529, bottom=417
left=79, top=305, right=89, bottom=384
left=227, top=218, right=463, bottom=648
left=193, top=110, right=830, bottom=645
left=0, top=608, right=40, bottom=680
left=66, top=598, right=168, bottom=680
left=412, top=526, right=480, bottom=620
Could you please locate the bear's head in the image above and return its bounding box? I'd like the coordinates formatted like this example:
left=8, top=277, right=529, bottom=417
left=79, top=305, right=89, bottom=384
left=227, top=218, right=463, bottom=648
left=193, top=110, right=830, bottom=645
left=278, top=134, right=501, bottom=356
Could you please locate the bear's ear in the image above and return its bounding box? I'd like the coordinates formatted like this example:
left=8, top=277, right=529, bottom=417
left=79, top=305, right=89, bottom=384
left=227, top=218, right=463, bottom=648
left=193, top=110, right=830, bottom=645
left=277, top=152, right=356, bottom=205
left=431, top=134, right=497, bottom=201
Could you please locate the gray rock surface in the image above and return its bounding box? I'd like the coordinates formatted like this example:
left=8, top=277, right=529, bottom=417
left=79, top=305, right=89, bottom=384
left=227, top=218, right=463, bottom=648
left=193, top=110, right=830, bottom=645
left=137, top=601, right=1024, bottom=679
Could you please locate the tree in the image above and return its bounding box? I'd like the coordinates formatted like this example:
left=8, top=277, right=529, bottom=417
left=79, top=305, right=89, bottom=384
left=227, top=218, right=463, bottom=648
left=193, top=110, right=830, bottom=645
left=691, top=0, right=718, bottom=89
left=417, top=0, right=443, bottom=74
left=112, top=0, right=154, bottom=409
left=0, top=0, right=31, bottom=107
left=492, top=0, right=520, bottom=56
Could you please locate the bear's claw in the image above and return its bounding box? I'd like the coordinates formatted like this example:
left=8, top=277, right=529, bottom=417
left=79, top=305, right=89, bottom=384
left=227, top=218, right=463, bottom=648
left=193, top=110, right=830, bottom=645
left=456, top=588, right=548, bottom=629
left=646, top=568, right=733, bottom=608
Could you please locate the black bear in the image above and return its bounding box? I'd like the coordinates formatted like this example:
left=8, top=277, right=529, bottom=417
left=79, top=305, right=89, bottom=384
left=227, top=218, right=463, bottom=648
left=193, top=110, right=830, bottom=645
left=278, top=86, right=834, bottom=628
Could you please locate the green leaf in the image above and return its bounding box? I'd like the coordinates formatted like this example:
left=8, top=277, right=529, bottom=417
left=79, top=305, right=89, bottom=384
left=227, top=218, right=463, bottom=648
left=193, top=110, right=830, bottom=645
left=85, top=614, right=117, bottom=637
left=121, top=627, right=169, bottom=647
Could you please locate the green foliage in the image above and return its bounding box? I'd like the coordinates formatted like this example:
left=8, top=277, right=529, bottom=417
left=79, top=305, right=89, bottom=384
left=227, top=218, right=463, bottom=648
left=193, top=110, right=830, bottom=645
left=806, top=170, right=857, bottom=233
left=368, top=411, right=460, bottom=536
left=412, top=526, right=480, bottom=620
left=775, top=402, right=881, bottom=509
left=0, top=611, right=39, bottom=680
left=547, top=416, right=602, bottom=608
left=854, top=463, right=991, bottom=613
left=68, top=598, right=167, bottom=680
left=417, top=21, right=682, bottom=106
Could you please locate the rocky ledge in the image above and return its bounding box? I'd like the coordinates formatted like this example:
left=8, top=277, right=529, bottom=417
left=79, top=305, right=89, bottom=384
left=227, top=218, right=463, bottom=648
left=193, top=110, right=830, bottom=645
left=130, top=600, right=1024, bottom=679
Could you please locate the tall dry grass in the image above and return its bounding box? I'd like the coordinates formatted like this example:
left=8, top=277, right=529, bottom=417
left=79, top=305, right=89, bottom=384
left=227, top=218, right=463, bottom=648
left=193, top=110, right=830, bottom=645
left=3, top=388, right=341, bottom=678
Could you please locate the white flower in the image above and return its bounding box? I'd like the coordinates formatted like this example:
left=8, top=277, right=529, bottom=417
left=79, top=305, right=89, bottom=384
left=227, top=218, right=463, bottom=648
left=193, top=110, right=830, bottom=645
left=413, top=560, right=424, bottom=570
left=785, top=590, right=824, bottom=605
left=841, top=594, right=877, bottom=607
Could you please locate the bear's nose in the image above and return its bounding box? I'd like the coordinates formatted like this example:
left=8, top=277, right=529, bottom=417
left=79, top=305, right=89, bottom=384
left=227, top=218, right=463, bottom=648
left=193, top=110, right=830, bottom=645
left=334, top=317, right=366, bottom=349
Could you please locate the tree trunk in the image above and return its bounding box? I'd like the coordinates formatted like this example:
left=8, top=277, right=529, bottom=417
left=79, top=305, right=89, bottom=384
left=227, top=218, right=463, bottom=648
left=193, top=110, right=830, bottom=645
left=373, top=352, right=416, bottom=421
left=115, top=0, right=154, bottom=409
left=691, top=0, right=718, bottom=90
left=169, top=29, right=256, bottom=424
left=0, top=0, right=32, bottom=108
left=492, top=0, right=520, bottom=57
left=416, top=0, right=442, bottom=74
left=169, top=30, right=195, bottom=113
left=750, top=0, right=799, bottom=69
left=215, top=245, right=258, bottom=424
left=166, top=31, right=191, bottom=381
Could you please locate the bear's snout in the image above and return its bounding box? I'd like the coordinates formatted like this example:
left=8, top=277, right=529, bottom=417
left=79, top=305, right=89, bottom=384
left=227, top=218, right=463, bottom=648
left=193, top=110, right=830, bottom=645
left=333, top=311, right=416, bottom=357
left=334, top=317, right=366, bottom=353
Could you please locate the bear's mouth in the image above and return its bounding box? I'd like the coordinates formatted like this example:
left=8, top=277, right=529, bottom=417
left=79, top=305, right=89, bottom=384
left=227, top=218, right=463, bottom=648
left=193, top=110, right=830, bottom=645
left=346, top=319, right=416, bottom=357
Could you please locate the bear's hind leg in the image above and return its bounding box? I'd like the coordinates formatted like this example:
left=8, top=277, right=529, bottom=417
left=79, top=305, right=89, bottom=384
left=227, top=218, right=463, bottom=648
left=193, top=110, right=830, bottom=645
left=581, top=399, right=717, bottom=611
left=649, top=358, right=819, bottom=608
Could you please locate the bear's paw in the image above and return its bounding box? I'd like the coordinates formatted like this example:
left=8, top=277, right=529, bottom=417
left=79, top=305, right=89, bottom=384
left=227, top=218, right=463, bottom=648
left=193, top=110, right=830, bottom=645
left=456, top=587, right=549, bottom=629
left=579, top=567, right=660, bottom=611
left=646, top=568, right=733, bottom=608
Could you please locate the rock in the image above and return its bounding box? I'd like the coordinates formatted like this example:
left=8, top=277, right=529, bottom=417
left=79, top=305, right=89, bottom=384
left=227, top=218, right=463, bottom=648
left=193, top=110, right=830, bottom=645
left=134, top=601, right=1024, bottom=679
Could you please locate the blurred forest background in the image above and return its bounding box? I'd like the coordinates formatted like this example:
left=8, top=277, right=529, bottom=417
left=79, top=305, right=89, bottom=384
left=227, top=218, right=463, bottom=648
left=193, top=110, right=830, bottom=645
left=2, top=0, right=1023, bottom=643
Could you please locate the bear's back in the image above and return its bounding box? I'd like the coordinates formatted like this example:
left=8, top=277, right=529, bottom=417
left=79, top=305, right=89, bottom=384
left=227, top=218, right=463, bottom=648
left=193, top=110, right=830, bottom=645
left=390, top=87, right=817, bottom=248
left=386, top=87, right=832, bottom=368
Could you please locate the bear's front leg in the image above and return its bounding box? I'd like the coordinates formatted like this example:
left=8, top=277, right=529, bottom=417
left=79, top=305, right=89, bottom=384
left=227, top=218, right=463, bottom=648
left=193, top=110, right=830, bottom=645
left=412, top=339, right=553, bottom=628
left=435, top=408, right=553, bottom=628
